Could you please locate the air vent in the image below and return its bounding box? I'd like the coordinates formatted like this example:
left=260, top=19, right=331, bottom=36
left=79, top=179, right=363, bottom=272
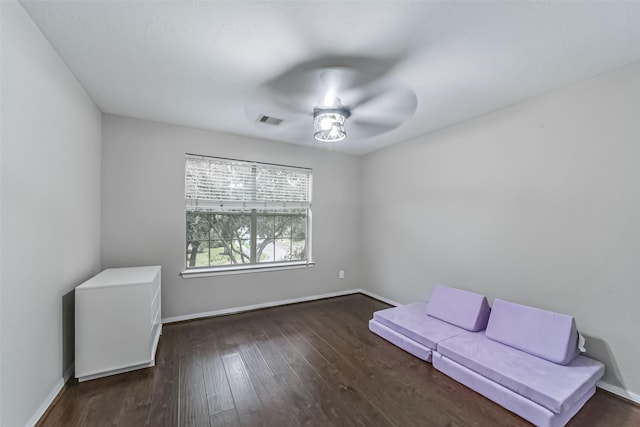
left=256, top=115, right=283, bottom=126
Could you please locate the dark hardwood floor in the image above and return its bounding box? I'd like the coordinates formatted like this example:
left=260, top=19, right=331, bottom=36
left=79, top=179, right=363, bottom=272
left=38, top=294, right=640, bottom=426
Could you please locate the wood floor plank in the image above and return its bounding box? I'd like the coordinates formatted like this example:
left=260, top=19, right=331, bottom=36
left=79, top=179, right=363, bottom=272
left=247, top=367, right=302, bottom=426
left=178, top=340, right=210, bottom=427
left=199, top=334, right=236, bottom=416
left=37, top=382, right=98, bottom=427
left=117, top=369, right=154, bottom=427
left=209, top=408, right=241, bottom=427
left=220, top=352, right=264, bottom=426
left=37, top=295, right=640, bottom=427
left=87, top=374, right=132, bottom=427
left=148, top=329, right=180, bottom=427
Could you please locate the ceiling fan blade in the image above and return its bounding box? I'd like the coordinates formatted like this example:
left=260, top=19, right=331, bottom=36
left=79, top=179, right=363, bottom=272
left=316, top=68, right=355, bottom=107
left=278, top=119, right=314, bottom=139
left=269, top=93, right=312, bottom=116
left=345, top=83, right=391, bottom=110
left=346, top=120, right=397, bottom=139
left=349, top=84, right=417, bottom=125
left=245, top=85, right=312, bottom=124
left=320, top=69, right=340, bottom=93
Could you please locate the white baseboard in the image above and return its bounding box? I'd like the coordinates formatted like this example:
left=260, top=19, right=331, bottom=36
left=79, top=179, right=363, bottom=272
left=25, top=363, right=74, bottom=427
left=161, top=288, right=402, bottom=324
left=24, top=378, right=64, bottom=427
left=358, top=289, right=401, bottom=306
left=162, top=289, right=362, bottom=323
left=597, top=380, right=640, bottom=405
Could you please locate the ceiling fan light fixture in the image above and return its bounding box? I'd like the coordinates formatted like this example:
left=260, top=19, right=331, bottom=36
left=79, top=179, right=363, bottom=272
left=313, top=108, right=349, bottom=142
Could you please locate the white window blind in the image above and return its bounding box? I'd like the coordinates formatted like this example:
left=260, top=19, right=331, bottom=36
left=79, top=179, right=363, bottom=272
left=185, top=155, right=312, bottom=211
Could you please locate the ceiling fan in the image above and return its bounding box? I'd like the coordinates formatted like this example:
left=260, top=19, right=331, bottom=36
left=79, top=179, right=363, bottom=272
left=312, top=70, right=351, bottom=142
left=245, top=57, right=418, bottom=143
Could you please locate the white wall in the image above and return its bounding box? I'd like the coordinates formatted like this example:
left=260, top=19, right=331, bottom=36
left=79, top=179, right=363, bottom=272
left=101, top=115, right=362, bottom=319
left=361, top=62, right=640, bottom=397
left=0, top=2, right=102, bottom=426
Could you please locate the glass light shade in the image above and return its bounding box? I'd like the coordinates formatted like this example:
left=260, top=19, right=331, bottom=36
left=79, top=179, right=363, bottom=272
left=313, top=111, right=347, bottom=142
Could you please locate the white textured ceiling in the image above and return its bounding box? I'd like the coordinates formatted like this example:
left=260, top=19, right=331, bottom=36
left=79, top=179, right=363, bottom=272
left=21, top=1, right=640, bottom=155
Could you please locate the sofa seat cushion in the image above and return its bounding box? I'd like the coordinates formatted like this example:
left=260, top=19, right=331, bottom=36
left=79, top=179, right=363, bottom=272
left=373, top=302, right=467, bottom=350
left=437, top=331, right=604, bottom=414
left=369, top=319, right=433, bottom=362
left=486, top=299, right=580, bottom=365
left=426, top=285, right=491, bottom=331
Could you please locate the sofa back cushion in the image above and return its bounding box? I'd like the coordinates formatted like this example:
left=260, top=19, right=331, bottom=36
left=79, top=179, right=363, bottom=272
left=486, top=299, right=580, bottom=365
left=425, top=285, right=491, bottom=331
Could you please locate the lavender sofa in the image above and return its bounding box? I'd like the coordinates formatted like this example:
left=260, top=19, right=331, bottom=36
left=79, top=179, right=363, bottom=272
left=368, top=285, right=491, bottom=362
left=433, top=299, right=604, bottom=427
left=369, top=287, right=605, bottom=427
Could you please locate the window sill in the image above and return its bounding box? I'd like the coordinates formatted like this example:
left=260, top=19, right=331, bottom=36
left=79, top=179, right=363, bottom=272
left=181, top=261, right=315, bottom=278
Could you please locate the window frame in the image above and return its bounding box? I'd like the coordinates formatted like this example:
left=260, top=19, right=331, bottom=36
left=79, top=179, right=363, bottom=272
left=181, top=154, right=313, bottom=277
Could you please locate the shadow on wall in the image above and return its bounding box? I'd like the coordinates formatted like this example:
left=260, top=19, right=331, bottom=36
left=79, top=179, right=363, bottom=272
left=62, top=290, right=75, bottom=378
left=582, top=334, right=624, bottom=390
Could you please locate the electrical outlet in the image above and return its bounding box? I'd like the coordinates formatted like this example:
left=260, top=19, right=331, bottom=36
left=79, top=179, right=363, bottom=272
left=339, top=270, right=345, bottom=279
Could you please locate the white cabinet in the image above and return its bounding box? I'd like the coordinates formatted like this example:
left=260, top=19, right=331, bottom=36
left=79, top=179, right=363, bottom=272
left=75, top=266, right=162, bottom=381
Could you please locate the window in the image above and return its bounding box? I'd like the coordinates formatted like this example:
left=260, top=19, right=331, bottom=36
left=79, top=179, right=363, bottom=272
left=184, top=154, right=312, bottom=273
